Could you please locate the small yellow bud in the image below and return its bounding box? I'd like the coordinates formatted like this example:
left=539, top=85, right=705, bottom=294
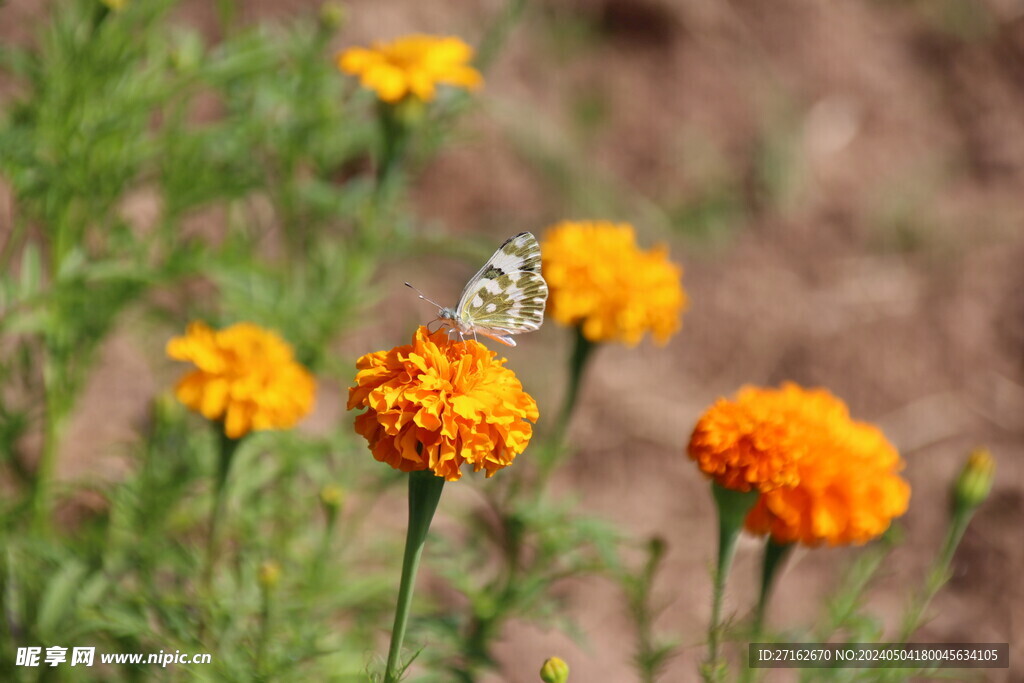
left=258, top=560, right=282, bottom=590
left=319, top=2, right=346, bottom=30
left=953, top=448, right=995, bottom=512
left=540, top=656, right=569, bottom=683
left=320, top=484, right=344, bottom=510
left=101, top=0, right=130, bottom=11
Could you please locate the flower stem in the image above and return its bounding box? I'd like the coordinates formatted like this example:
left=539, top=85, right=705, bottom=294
left=753, top=538, right=793, bottom=635
left=375, top=99, right=423, bottom=202
left=704, top=483, right=759, bottom=682
left=384, top=469, right=445, bottom=683
left=376, top=103, right=410, bottom=192
left=554, top=327, right=596, bottom=445
left=199, top=428, right=241, bottom=640
left=311, top=499, right=341, bottom=589
left=630, top=537, right=670, bottom=683
left=898, top=510, right=972, bottom=642
left=361, top=100, right=420, bottom=251
left=31, top=352, right=64, bottom=534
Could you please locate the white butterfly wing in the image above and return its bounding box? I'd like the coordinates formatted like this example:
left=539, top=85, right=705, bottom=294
left=455, top=232, right=548, bottom=345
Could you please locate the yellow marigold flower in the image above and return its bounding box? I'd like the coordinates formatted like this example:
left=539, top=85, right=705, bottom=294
left=541, top=221, right=687, bottom=346
left=167, top=322, right=316, bottom=439
left=337, top=34, right=483, bottom=104
left=347, top=326, right=538, bottom=481
left=688, top=383, right=910, bottom=546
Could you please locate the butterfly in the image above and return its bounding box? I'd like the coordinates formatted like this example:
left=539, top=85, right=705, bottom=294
left=406, top=232, right=548, bottom=347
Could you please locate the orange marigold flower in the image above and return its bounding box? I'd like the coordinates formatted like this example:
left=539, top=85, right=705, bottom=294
left=167, top=322, right=316, bottom=439
left=541, top=221, right=687, bottom=346
left=337, top=34, right=483, bottom=104
left=347, top=326, right=538, bottom=481
left=688, top=383, right=910, bottom=546
left=689, top=384, right=849, bottom=493
left=745, top=451, right=910, bottom=547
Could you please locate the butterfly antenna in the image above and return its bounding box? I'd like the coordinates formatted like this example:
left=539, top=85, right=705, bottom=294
left=404, top=282, right=445, bottom=309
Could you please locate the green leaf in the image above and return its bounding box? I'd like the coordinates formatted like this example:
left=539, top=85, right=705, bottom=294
left=37, top=559, right=89, bottom=639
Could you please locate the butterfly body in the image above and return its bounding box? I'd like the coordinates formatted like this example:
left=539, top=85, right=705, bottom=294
left=409, top=232, right=548, bottom=347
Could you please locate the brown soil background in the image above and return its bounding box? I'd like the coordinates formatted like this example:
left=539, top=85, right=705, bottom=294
left=3, top=1, right=1024, bottom=681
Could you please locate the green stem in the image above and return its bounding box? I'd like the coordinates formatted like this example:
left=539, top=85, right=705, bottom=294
left=360, top=100, right=418, bottom=252
left=375, top=98, right=423, bottom=201
left=753, top=538, right=793, bottom=635
left=199, top=428, right=241, bottom=639
left=311, top=501, right=340, bottom=589
left=704, top=483, right=760, bottom=682
left=633, top=537, right=668, bottom=683
left=898, top=511, right=972, bottom=642
left=376, top=107, right=408, bottom=192
left=384, top=470, right=446, bottom=683
left=31, top=353, right=64, bottom=534
left=554, top=326, right=596, bottom=445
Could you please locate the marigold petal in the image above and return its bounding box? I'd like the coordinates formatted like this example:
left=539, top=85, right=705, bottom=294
left=337, top=47, right=377, bottom=74
left=224, top=403, right=252, bottom=440
left=442, top=65, right=483, bottom=90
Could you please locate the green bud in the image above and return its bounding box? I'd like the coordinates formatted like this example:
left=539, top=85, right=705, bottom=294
left=953, top=448, right=994, bottom=512
left=540, top=656, right=569, bottom=683
left=319, top=484, right=344, bottom=510
left=647, top=536, right=667, bottom=564
left=258, top=560, right=282, bottom=591
left=319, top=1, right=346, bottom=31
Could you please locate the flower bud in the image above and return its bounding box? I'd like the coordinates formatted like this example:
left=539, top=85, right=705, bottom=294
left=540, top=656, right=569, bottom=683
left=258, top=560, right=282, bottom=591
left=319, top=484, right=344, bottom=510
left=953, top=448, right=994, bottom=512
left=319, top=2, right=346, bottom=31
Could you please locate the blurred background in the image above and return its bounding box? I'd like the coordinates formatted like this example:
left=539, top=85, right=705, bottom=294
left=1, top=0, right=1022, bottom=681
